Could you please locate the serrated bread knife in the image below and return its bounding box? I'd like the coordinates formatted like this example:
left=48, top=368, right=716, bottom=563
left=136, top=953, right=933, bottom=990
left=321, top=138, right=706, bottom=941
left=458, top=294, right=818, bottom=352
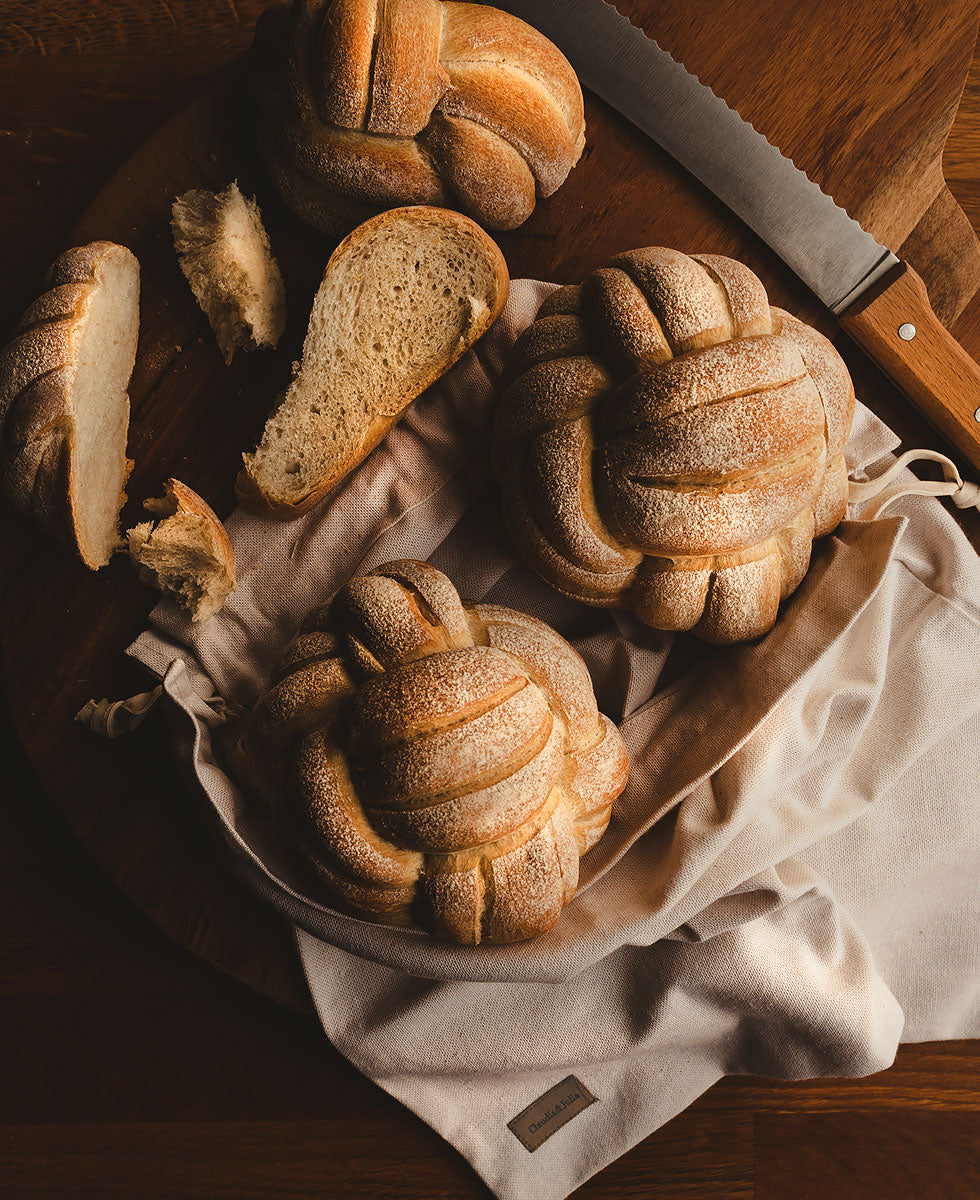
left=493, top=0, right=980, bottom=472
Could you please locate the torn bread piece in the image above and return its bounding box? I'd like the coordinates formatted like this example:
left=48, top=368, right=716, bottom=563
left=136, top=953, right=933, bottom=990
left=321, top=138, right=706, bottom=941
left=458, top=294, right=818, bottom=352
left=127, top=478, right=236, bottom=622
left=172, top=182, right=287, bottom=364
left=0, top=241, right=139, bottom=569
left=236, top=205, right=509, bottom=520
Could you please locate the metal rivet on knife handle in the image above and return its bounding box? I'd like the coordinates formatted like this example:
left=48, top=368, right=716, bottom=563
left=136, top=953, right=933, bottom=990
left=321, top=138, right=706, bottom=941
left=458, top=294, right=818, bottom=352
left=898, top=323, right=917, bottom=341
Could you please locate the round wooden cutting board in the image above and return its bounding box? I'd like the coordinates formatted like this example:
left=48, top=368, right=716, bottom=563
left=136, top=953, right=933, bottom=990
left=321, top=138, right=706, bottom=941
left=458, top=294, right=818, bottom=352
left=3, top=0, right=980, bottom=1012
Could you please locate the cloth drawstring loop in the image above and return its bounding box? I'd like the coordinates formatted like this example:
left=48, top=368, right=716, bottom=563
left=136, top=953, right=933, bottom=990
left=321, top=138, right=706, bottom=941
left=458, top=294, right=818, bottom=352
left=849, top=449, right=980, bottom=521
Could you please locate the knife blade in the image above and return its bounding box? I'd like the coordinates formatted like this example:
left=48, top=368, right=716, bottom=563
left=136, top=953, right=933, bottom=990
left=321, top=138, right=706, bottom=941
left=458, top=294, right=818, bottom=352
left=492, top=0, right=980, bottom=472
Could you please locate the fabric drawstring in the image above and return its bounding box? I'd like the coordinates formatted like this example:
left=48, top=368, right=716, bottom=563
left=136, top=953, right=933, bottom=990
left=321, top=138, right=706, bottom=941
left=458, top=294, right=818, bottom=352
left=75, top=686, right=163, bottom=737
left=75, top=680, right=237, bottom=738
left=848, top=449, right=980, bottom=521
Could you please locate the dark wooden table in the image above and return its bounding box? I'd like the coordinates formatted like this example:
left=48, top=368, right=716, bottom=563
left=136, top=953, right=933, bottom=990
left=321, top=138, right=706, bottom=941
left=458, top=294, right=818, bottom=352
left=2, top=3, right=979, bottom=1197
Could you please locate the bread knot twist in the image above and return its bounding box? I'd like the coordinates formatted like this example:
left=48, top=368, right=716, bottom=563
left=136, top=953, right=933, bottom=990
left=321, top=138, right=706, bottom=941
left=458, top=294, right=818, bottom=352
left=493, top=248, right=856, bottom=643
left=249, top=560, right=628, bottom=944
left=252, top=0, right=586, bottom=233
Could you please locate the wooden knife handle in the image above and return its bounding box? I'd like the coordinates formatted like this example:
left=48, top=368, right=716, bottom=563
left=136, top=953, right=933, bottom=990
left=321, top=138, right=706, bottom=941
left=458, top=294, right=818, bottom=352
left=838, top=261, right=980, bottom=473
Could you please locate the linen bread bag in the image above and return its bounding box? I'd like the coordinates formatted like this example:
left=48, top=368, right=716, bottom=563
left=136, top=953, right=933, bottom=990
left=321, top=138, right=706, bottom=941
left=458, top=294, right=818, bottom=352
left=126, top=276, right=980, bottom=1200
left=494, top=247, right=856, bottom=642
left=246, top=559, right=629, bottom=944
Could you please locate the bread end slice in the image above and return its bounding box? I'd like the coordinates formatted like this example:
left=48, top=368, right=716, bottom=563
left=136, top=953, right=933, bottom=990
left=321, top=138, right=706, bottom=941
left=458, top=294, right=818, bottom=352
left=236, top=206, right=509, bottom=520
left=127, top=478, right=236, bottom=622
left=172, top=182, right=287, bottom=365
left=0, top=241, right=139, bottom=569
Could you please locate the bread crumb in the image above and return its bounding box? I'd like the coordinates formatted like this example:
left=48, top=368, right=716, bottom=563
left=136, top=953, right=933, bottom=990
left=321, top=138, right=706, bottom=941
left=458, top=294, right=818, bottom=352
left=127, top=478, right=235, bottom=622
left=172, top=181, right=286, bottom=364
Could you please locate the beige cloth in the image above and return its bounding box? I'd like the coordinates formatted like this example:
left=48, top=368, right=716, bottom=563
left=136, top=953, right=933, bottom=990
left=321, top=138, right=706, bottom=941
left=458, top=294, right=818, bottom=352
left=130, top=281, right=980, bottom=1199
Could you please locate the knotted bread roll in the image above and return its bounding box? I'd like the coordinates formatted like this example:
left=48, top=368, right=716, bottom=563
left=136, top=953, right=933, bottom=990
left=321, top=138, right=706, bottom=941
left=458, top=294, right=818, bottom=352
left=251, top=0, right=586, bottom=234
left=493, top=248, right=856, bottom=644
left=249, top=560, right=628, bottom=944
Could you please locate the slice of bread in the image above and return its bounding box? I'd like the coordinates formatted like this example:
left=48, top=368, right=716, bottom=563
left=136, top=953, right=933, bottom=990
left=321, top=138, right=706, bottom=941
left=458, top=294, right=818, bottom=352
left=172, top=182, right=287, bottom=364
left=0, top=241, right=139, bottom=569
left=127, top=478, right=236, bottom=622
left=236, top=205, right=509, bottom=519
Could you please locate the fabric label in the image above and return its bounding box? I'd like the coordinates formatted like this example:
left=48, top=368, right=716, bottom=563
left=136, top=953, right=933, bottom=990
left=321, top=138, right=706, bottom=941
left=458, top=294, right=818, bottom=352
left=507, top=1075, right=597, bottom=1152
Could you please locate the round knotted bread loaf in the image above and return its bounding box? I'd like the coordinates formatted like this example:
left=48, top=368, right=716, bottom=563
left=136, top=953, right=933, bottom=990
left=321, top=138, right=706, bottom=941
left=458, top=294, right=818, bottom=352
left=249, top=560, right=628, bottom=944
left=250, top=0, right=585, bottom=234
left=493, top=247, right=856, bottom=643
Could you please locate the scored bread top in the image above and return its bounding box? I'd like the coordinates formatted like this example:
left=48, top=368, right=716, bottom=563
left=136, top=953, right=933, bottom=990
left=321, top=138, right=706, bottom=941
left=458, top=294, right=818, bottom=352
left=252, top=0, right=585, bottom=234
left=237, top=205, right=509, bottom=519
left=0, top=241, right=139, bottom=569
left=493, top=248, right=856, bottom=644
left=248, top=559, right=628, bottom=944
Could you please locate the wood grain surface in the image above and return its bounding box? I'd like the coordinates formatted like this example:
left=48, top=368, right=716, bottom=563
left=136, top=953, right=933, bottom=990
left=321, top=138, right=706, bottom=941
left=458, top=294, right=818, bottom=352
left=2, top=2, right=980, bottom=1197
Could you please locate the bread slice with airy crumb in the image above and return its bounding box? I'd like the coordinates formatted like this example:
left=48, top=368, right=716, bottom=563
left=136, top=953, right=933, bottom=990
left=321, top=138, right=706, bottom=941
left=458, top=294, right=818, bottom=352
left=172, top=182, right=286, bottom=364
left=236, top=205, right=509, bottom=520
left=0, top=241, right=139, bottom=569
left=127, top=478, right=236, bottom=622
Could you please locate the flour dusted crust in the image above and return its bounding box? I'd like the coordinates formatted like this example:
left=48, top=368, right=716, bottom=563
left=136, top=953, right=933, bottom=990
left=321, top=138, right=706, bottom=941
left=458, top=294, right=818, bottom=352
left=493, top=248, right=856, bottom=644
left=251, top=0, right=585, bottom=234
left=248, top=560, right=628, bottom=944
